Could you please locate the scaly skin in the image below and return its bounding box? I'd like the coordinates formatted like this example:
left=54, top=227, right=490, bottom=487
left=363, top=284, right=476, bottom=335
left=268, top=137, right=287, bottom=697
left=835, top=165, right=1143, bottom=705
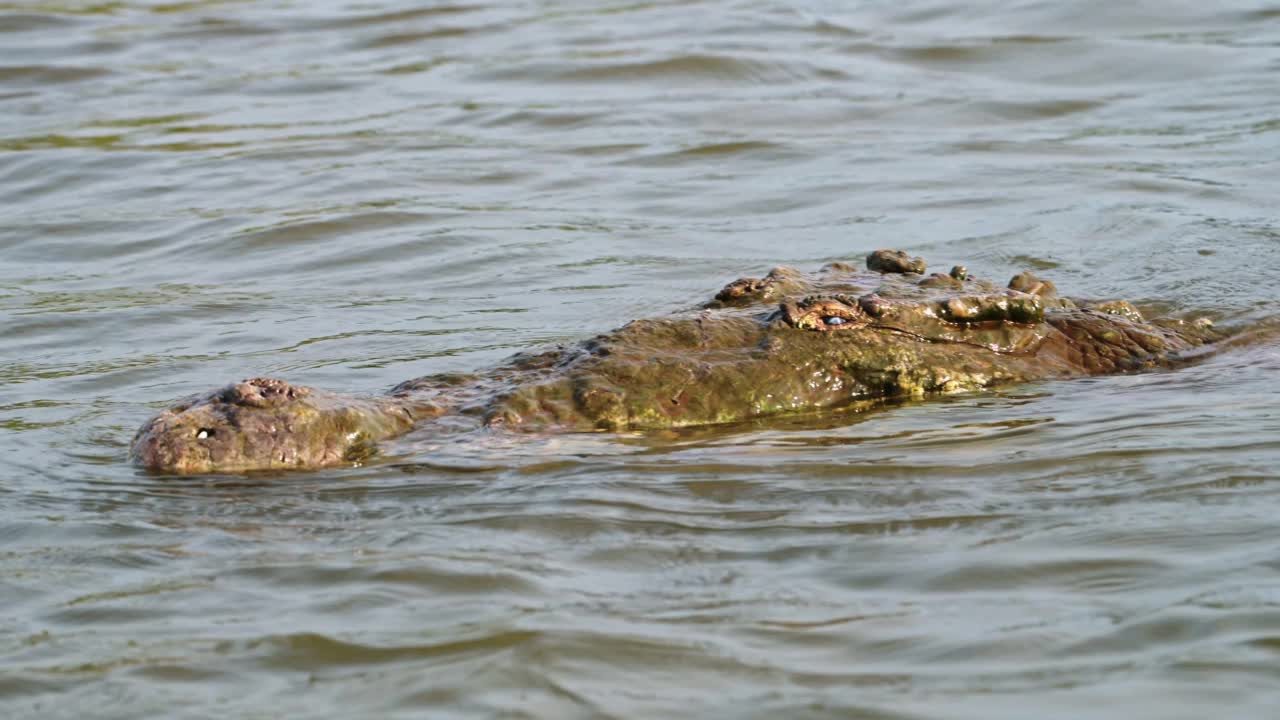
left=129, top=378, right=416, bottom=473
left=130, top=250, right=1223, bottom=473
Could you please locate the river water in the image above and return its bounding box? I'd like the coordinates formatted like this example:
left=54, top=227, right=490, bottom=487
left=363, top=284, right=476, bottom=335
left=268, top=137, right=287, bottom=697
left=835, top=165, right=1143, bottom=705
left=4, top=1, right=1280, bottom=717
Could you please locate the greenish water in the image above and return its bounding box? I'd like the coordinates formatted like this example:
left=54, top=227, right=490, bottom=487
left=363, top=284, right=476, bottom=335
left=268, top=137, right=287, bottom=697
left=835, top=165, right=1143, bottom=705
left=4, top=1, right=1280, bottom=718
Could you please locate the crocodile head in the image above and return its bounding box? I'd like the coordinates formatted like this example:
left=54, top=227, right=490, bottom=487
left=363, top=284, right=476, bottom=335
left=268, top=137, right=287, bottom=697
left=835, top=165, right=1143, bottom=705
left=129, top=377, right=414, bottom=474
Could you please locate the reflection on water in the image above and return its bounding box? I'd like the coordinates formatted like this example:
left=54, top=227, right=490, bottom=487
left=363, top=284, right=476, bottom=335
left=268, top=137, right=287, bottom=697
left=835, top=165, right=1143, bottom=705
left=3, top=1, right=1280, bottom=718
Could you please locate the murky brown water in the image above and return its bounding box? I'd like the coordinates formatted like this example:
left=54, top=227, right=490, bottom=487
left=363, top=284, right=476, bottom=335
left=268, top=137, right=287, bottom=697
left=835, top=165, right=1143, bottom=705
left=4, top=1, right=1280, bottom=717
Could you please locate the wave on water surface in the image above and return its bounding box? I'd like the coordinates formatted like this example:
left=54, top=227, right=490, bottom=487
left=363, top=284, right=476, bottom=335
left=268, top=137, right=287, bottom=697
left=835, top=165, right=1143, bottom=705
left=3, top=1, right=1280, bottom=718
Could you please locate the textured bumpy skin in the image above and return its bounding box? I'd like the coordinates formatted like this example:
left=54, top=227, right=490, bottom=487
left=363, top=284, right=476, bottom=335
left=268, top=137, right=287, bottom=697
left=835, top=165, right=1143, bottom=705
left=131, top=250, right=1224, bottom=473
left=129, top=378, right=415, bottom=473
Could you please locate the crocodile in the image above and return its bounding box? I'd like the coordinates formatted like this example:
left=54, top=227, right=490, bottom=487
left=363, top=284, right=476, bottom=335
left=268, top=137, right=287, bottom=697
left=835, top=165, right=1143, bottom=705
left=130, top=249, right=1223, bottom=474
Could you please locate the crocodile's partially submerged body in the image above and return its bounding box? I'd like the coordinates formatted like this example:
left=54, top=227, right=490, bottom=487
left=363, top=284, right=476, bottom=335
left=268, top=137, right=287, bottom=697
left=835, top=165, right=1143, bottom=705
left=131, top=250, right=1223, bottom=474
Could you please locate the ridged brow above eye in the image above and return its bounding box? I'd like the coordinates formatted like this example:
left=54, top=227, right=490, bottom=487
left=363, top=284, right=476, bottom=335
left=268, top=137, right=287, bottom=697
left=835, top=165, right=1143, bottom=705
left=782, top=296, right=867, bottom=331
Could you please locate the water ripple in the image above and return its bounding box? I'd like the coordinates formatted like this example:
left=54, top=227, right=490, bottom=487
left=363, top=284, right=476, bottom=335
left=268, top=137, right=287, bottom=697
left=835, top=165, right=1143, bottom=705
left=4, top=0, right=1280, bottom=717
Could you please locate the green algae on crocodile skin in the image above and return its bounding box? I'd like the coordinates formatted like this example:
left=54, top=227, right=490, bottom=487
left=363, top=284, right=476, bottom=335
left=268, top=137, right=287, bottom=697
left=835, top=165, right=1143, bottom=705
left=130, top=249, right=1224, bottom=474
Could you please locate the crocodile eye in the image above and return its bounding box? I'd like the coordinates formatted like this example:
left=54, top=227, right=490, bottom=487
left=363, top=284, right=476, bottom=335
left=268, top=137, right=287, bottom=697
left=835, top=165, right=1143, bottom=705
left=196, top=428, right=215, bottom=440
left=782, top=296, right=868, bottom=331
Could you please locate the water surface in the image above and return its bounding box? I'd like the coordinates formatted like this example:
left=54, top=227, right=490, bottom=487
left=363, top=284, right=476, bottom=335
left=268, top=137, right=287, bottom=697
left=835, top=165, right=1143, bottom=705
left=3, top=1, right=1280, bottom=718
